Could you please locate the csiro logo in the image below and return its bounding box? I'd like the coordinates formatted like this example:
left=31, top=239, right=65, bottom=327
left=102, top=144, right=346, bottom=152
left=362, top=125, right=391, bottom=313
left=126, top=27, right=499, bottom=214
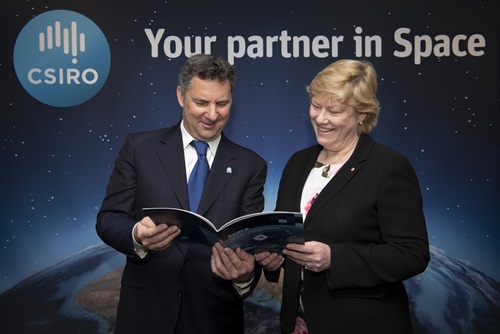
left=14, top=10, right=111, bottom=107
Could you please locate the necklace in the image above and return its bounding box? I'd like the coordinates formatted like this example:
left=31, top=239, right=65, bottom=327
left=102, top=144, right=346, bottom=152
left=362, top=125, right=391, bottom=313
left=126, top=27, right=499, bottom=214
left=314, top=151, right=348, bottom=177
left=321, top=146, right=353, bottom=166
left=330, top=150, right=350, bottom=165
left=315, top=139, right=358, bottom=178
left=313, top=161, right=331, bottom=177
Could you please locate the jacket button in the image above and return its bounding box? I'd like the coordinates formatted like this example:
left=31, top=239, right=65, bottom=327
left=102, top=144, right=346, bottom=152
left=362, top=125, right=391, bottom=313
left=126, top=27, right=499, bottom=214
left=184, top=258, right=191, bottom=265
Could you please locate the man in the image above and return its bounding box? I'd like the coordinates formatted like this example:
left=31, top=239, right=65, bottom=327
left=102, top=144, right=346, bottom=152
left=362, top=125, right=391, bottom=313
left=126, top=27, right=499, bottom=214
left=96, top=54, right=267, bottom=334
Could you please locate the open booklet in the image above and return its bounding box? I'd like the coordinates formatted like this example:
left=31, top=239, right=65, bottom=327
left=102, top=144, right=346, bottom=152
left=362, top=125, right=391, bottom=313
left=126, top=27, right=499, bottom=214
left=143, top=207, right=304, bottom=254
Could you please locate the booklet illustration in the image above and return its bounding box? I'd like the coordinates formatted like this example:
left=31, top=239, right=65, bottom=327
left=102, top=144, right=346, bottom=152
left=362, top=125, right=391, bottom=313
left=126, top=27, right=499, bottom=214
left=143, top=207, right=304, bottom=254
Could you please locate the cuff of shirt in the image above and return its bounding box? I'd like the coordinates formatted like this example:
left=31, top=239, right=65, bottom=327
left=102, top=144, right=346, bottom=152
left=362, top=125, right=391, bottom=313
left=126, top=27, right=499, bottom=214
left=132, top=222, right=149, bottom=259
left=233, top=276, right=254, bottom=295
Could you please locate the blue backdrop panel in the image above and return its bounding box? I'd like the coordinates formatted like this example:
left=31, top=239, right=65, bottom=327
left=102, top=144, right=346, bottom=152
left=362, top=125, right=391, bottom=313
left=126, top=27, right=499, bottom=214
left=0, top=1, right=498, bottom=333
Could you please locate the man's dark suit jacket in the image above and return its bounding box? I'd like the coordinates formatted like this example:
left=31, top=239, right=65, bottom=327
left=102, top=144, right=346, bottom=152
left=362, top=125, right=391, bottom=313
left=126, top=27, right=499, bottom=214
left=96, top=123, right=267, bottom=334
left=275, top=134, right=430, bottom=334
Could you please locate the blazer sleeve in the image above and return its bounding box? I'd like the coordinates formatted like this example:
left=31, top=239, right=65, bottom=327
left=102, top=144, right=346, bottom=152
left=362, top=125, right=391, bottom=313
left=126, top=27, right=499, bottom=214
left=327, top=153, right=430, bottom=289
left=264, top=149, right=310, bottom=283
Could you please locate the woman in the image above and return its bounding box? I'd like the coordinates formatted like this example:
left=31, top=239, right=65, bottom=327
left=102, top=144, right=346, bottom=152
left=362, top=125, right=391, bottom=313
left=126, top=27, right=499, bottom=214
left=258, top=59, right=430, bottom=334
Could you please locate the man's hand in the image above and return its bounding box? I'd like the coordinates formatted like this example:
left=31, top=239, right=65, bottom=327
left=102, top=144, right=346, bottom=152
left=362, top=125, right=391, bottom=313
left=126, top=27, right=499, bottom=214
left=254, top=252, right=284, bottom=272
left=211, top=242, right=255, bottom=283
left=134, top=216, right=181, bottom=251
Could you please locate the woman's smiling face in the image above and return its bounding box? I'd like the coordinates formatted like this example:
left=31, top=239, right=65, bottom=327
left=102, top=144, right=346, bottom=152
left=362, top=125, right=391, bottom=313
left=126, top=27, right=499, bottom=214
left=309, top=92, right=365, bottom=151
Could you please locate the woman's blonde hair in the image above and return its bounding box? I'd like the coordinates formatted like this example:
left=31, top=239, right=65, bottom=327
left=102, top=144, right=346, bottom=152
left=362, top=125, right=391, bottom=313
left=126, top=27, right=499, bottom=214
left=307, top=59, right=380, bottom=134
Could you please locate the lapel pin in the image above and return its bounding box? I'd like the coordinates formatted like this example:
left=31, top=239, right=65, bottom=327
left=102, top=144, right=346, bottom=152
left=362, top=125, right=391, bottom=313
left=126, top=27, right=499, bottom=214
left=226, top=167, right=232, bottom=174
left=351, top=167, right=355, bottom=172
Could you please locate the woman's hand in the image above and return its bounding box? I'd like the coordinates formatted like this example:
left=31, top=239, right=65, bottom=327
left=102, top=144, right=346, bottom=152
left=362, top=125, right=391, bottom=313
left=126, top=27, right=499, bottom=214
left=282, top=241, right=331, bottom=272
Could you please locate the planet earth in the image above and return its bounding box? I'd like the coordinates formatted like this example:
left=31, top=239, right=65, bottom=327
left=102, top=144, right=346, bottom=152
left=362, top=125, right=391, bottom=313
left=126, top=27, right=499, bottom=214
left=0, top=244, right=499, bottom=333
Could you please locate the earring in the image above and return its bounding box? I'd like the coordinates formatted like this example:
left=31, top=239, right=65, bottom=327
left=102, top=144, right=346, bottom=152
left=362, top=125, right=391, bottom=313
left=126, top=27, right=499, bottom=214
left=358, top=121, right=363, bottom=125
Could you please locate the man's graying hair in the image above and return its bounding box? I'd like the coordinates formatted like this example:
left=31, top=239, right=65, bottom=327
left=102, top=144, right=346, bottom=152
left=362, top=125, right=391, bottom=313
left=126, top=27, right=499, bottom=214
left=178, top=54, right=235, bottom=97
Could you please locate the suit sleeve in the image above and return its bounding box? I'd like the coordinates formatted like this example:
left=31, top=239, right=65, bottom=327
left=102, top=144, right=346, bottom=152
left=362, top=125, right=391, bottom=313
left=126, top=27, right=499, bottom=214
left=239, top=155, right=267, bottom=216
left=242, top=156, right=267, bottom=293
left=96, top=133, right=141, bottom=259
left=264, top=151, right=304, bottom=283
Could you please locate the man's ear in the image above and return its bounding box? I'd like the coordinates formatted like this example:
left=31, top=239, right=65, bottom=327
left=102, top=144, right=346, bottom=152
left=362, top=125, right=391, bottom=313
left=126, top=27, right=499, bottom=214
left=176, top=86, right=184, bottom=108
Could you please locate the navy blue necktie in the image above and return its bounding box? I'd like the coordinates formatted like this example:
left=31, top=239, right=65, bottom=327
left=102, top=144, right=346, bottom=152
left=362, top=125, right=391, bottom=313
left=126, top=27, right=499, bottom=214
left=188, top=140, right=209, bottom=212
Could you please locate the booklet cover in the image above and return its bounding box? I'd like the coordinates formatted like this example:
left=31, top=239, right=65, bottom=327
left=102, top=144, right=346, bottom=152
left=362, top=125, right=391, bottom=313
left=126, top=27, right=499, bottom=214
left=143, top=207, right=304, bottom=254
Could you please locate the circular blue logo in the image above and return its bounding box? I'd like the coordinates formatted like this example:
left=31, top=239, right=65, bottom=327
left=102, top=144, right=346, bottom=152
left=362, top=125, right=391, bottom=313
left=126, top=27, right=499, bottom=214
left=14, top=10, right=111, bottom=107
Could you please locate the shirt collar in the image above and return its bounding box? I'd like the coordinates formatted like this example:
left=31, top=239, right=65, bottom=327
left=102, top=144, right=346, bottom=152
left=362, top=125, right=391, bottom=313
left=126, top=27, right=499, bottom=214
left=180, top=120, right=221, bottom=154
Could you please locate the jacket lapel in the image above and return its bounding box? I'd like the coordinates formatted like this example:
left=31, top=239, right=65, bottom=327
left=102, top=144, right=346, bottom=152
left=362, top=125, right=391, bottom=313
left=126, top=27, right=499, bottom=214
left=304, top=134, right=373, bottom=225
left=156, top=124, right=190, bottom=210
left=293, top=145, right=323, bottom=210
